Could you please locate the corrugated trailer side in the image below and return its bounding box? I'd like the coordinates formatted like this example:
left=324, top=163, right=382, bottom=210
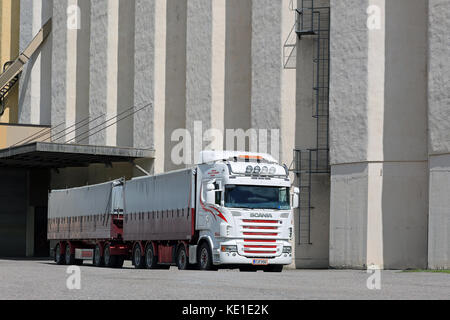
left=48, top=181, right=121, bottom=240
left=123, top=168, right=195, bottom=241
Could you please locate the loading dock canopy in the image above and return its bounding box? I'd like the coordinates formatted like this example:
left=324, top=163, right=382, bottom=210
left=0, top=142, right=154, bottom=169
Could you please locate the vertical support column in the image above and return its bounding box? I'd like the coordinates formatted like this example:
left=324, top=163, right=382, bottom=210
left=428, top=0, right=450, bottom=269
left=250, top=0, right=282, bottom=160
left=329, top=0, right=428, bottom=269
left=185, top=0, right=226, bottom=164
left=0, top=0, right=20, bottom=123
left=164, top=0, right=187, bottom=171
left=88, top=0, right=107, bottom=146
left=134, top=0, right=166, bottom=174
left=224, top=0, right=252, bottom=136
left=65, top=0, right=90, bottom=143
left=19, top=0, right=52, bottom=126
left=51, top=0, right=67, bottom=135
left=106, top=0, right=135, bottom=147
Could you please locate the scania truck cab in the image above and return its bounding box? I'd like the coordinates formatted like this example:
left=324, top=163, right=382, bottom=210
left=194, top=151, right=299, bottom=272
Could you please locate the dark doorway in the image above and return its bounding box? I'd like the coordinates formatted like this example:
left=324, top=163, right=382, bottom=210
left=34, top=207, right=50, bottom=257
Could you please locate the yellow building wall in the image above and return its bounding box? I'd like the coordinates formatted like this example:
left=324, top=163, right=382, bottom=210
left=0, top=124, right=51, bottom=149
left=0, top=0, right=20, bottom=124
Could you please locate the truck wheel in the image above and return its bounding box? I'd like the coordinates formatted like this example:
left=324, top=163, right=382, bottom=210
left=176, top=245, right=188, bottom=270
left=263, top=265, right=284, bottom=273
left=104, top=244, right=118, bottom=268
left=55, top=244, right=65, bottom=265
left=145, top=244, right=158, bottom=269
left=198, top=243, right=216, bottom=271
left=93, top=244, right=104, bottom=267
left=65, top=244, right=75, bottom=265
left=133, top=244, right=145, bottom=269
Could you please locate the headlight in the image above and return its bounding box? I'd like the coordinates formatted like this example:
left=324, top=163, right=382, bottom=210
left=261, top=166, right=268, bottom=174
left=269, top=167, right=276, bottom=175
left=221, top=245, right=238, bottom=253
left=245, top=165, right=253, bottom=174
left=282, top=246, right=292, bottom=254
left=253, top=166, right=261, bottom=174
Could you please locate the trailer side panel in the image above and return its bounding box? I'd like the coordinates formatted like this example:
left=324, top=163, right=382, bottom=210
left=47, top=181, right=120, bottom=240
left=123, top=169, right=194, bottom=241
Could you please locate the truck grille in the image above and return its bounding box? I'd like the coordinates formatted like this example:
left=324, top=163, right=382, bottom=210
left=238, top=219, right=282, bottom=257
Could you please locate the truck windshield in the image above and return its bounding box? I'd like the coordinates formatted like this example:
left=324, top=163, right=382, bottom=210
left=224, top=185, right=290, bottom=210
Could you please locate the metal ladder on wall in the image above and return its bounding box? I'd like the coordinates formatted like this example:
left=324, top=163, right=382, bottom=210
left=0, top=19, right=52, bottom=116
left=291, top=0, right=330, bottom=245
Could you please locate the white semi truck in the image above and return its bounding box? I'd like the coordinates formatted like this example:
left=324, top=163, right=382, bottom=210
left=48, top=151, right=299, bottom=272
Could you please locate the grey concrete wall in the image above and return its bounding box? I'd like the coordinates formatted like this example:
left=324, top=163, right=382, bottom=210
left=330, top=163, right=368, bottom=268
left=50, top=0, right=67, bottom=134
left=224, top=0, right=251, bottom=134
left=428, top=0, right=450, bottom=269
left=115, top=0, right=135, bottom=148
left=329, top=0, right=429, bottom=269
left=88, top=0, right=108, bottom=146
left=250, top=0, right=282, bottom=159
left=294, top=0, right=330, bottom=268
left=428, top=154, right=450, bottom=269
left=18, top=0, right=53, bottom=126
left=164, top=0, right=187, bottom=171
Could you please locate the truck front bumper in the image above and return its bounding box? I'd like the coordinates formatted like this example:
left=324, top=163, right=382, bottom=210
left=217, top=251, right=292, bottom=265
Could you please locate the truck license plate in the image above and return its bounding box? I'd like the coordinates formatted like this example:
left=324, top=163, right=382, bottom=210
left=252, top=259, right=269, bottom=266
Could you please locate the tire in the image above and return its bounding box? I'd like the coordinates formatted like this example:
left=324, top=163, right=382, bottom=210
left=144, top=244, right=158, bottom=269
left=104, top=244, right=118, bottom=268
left=263, top=265, right=284, bottom=273
left=133, top=244, right=145, bottom=269
left=55, top=244, right=65, bottom=265
left=93, top=244, right=104, bottom=267
left=176, top=245, right=188, bottom=270
left=65, top=244, right=75, bottom=265
left=197, top=242, right=216, bottom=271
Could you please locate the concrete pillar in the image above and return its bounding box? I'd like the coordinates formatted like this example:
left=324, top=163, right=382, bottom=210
left=250, top=0, right=297, bottom=163
left=18, top=0, right=52, bottom=126
left=185, top=0, right=226, bottom=164
left=0, top=0, right=20, bottom=123
left=51, top=0, right=67, bottom=135
left=164, top=0, right=187, bottom=171
left=428, top=0, right=450, bottom=269
left=329, top=0, right=428, bottom=269
left=134, top=0, right=166, bottom=174
left=65, top=0, right=90, bottom=143
left=224, top=0, right=251, bottom=135
left=106, top=0, right=135, bottom=147
left=88, top=0, right=108, bottom=146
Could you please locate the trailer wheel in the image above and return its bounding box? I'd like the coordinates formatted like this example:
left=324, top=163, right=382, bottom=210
left=197, top=243, right=216, bottom=271
left=104, top=244, right=118, bottom=268
left=93, top=244, right=104, bottom=267
left=55, top=244, right=65, bottom=265
left=133, top=244, right=145, bottom=269
left=65, top=244, right=75, bottom=265
left=176, top=245, right=188, bottom=270
left=144, top=244, right=158, bottom=269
